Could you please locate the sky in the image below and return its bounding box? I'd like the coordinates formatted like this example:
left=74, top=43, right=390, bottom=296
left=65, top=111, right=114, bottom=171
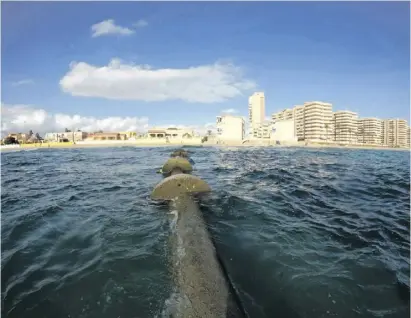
left=1, top=1, right=410, bottom=135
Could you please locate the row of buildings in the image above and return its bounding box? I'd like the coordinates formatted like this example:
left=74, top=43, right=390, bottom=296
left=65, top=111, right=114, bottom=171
left=271, top=102, right=409, bottom=147
left=215, top=92, right=410, bottom=148
left=5, top=127, right=197, bottom=144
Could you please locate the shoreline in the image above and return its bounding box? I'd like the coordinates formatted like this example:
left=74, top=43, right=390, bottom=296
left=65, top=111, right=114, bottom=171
left=1, top=141, right=409, bottom=152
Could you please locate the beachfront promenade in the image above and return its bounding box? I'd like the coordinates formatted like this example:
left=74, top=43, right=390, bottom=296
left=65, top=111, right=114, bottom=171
left=1, top=138, right=409, bottom=151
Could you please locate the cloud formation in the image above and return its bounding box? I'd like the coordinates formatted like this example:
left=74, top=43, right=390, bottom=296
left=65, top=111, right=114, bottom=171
left=221, top=108, right=238, bottom=114
left=60, top=58, right=256, bottom=103
left=133, top=19, right=148, bottom=28
left=91, top=19, right=135, bottom=37
left=1, top=103, right=216, bottom=137
left=11, top=79, right=34, bottom=87
left=1, top=103, right=149, bottom=137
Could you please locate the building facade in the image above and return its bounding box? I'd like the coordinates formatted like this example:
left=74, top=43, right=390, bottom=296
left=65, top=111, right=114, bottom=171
left=271, top=108, right=293, bottom=122
left=216, top=115, right=245, bottom=141
left=255, top=120, right=272, bottom=139
left=382, top=119, right=408, bottom=147
left=86, top=133, right=126, bottom=141
left=271, top=119, right=297, bottom=142
left=7, top=133, right=29, bottom=143
left=357, top=118, right=383, bottom=145
left=333, top=111, right=358, bottom=144
left=248, top=92, right=265, bottom=138
left=303, top=101, right=333, bottom=141
left=44, top=131, right=88, bottom=142
left=147, top=127, right=194, bottom=139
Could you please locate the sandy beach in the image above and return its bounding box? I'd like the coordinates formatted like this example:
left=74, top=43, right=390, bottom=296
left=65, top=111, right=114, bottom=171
left=1, top=140, right=409, bottom=152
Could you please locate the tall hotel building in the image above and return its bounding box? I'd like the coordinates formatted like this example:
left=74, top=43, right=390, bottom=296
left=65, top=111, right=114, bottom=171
left=271, top=102, right=333, bottom=141
left=333, top=111, right=358, bottom=143
left=248, top=92, right=265, bottom=138
left=382, top=119, right=408, bottom=147
left=303, top=101, right=334, bottom=141
left=357, top=118, right=383, bottom=145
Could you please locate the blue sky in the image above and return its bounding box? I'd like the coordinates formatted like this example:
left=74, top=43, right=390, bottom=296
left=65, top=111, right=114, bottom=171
left=1, top=1, right=410, bottom=133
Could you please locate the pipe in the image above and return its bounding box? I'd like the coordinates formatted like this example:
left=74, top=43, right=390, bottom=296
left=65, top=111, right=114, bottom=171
left=151, top=149, right=246, bottom=318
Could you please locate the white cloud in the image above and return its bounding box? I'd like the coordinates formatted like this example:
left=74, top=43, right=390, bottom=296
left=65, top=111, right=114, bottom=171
left=91, top=19, right=134, bottom=37
left=11, top=79, right=34, bottom=87
left=133, top=19, right=148, bottom=28
left=0, top=103, right=149, bottom=137
left=221, top=108, right=238, bottom=114
left=60, top=58, right=256, bottom=103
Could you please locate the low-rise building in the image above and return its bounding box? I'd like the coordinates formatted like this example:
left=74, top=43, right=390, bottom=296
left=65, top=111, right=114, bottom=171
left=7, top=133, right=29, bottom=143
left=216, top=115, right=245, bottom=142
left=147, top=127, right=194, bottom=139
left=44, top=131, right=88, bottom=142
left=85, top=132, right=128, bottom=141
left=119, top=131, right=137, bottom=140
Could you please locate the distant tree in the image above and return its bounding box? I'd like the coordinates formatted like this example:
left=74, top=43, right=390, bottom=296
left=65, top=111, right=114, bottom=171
left=65, top=128, right=72, bottom=132
left=207, top=130, right=212, bottom=136
left=3, top=136, right=19, bottom=145
left=35, top=132, right=43, bottom=140
left=29, top=130, right=34, bottom=137
left=324, top=123, right=329, bottom=141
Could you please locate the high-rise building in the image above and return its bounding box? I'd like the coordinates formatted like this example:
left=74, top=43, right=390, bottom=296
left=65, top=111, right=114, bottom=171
left=256, top=120, right=272, bottom=139
left=357, top=118, right=383, bottom=145
left=248, top=92, right=265, bottom=138
left=303, top=101, right=333, bottom=141
left=216, top=115, right=245, bottom=142
left=271, top=103, right=332, bottom=141
left=333, top=111, right=358, bottom=143
left=271, top=108, right=293, bottom=122
left=382, top=119, right=408, bottom=147
left=294, top=105, right=305, bottom=141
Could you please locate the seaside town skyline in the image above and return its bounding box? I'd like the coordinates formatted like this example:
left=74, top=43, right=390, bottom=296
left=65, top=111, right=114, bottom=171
left=3, top=90, right=410, bottom=149
left=2, top=2, right=409, bottom=139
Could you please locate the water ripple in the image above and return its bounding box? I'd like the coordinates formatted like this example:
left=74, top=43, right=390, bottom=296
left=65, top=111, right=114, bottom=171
left=1, top=147, right=410, bottom=318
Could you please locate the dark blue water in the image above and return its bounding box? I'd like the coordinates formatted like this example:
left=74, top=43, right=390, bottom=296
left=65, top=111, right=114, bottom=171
left=1, top=147, right=410, bottom=318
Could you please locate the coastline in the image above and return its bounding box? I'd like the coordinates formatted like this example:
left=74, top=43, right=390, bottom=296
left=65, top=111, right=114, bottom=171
left=1, top=140, right=409, bottom=152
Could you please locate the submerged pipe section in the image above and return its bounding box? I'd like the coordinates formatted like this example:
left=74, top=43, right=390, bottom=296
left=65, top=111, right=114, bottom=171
left=151, top=149, right=246, bottom=318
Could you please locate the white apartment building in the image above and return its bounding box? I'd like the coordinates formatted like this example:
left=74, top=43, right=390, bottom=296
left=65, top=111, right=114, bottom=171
left=272, top=108, right=293, bottom=122
left=303, top=101, right=334, bottom=141
left=333, top=111, right=358, bottom=144
left=248, top=92, right=265, bottom=138
left=216, top=115, right=245, bottom=142
left=271, top=119, right=297, bottom=142
left=271, top=105, right=305, bottom=140
left=294, top=105, right=305, bottom=140
left=382, top=119, right=408, bottom=147
left=357, top=118, right=383, bottom=145
left=256, top=120, right=272, bottom=139
left=407, top=126, right=410, bottom=148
